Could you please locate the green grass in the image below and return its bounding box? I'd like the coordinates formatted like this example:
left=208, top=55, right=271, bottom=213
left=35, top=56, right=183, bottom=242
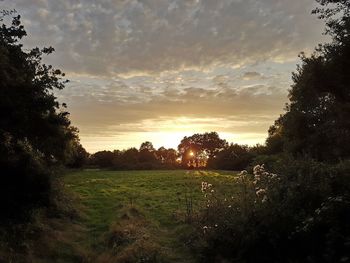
left=62, top=169, right=239, bottom=262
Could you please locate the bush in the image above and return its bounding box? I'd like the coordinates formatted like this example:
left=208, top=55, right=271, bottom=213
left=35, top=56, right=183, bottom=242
left=247, top=154, right=285, bottom=173
left=0, top=134, right=51, bottom=222
left=190, top=161, right=350, bottom=263
left=208, top=144, right=255, bottom=171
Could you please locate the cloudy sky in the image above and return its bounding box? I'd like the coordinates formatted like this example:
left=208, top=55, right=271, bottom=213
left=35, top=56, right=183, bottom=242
left=3, top=0, right=327, bottom=152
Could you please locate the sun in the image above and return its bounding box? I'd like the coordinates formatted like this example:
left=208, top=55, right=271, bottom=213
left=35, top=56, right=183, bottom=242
left=189, top=151, right=195, bottom=157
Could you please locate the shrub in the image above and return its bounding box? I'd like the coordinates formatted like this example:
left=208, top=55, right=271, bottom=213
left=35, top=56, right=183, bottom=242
left=191, top=161, right=350, bottom=263
left=247, top=154, right=285, bottom=173
left=0, top=134, right=51, bottom=222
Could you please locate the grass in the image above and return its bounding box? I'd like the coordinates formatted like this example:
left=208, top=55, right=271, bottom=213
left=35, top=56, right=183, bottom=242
left=1, top=170, right=239, bottom=262
left=65, top=169, right=240, bottom=262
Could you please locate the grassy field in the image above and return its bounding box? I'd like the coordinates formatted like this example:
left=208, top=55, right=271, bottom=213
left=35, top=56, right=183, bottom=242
left=47, top=170, right=239, bottom=262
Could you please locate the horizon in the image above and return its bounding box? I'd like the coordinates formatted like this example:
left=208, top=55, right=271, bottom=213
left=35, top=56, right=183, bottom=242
left=4, top=0, right=328, bottom=153
left=82, top=130, right=265, bottom=153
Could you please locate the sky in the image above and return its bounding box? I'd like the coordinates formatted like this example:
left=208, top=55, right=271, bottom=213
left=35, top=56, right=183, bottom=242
left=3, top=0, right=328, bottom=153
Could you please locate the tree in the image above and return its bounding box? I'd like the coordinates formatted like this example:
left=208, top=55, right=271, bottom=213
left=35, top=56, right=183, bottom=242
left=164, top=148, right=178, bottom=166
left=90, top=150, right=115, bottom=168
left=66, top=141, right=89, bottom=168
left=178, top=132, right=227, bottom=168
left=265, top=118, right=284, bottom=154
left=156, top=147, right=178, bottom=166
left=139, top=141, right=155, bottom=152
left=208, top=143, right=253, bottom=170
left=0, top=15, right=77, bottom=220
left=267, top=0, right=350, bottom=161
left=119, top=148, right=140, bottom=169
left=138, top=141, right=157, bottom=165
left=178, top=134, right=202, bottom=167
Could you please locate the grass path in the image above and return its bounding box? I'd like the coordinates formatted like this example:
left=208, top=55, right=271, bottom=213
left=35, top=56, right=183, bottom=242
left=63, top=170, right=238, bottom=262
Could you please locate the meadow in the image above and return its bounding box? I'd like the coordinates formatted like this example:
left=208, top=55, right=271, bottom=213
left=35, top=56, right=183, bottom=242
left=60, top=169, right=239, bottom=262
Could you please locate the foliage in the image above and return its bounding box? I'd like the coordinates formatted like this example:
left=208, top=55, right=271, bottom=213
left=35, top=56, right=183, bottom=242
left=90, top=136, right=260, bottom=171
left=0, top=15, right=79, bottom=221
left=155, top=146, right=178, bottom=166
left=208, top=143, right=254, bottom=171
left=139, top=142, right=158, bottom=165
left=266, top=0, right=350, bottom=161
left=192, top=162, right=350, bottom=263
left=193, top=3, right=350, bottom=261
left=247, top=153, right=285, bottom=173
left=139, top=141, right=156, bottom=152
left=66, top=141, right=90, bottom=168
left=90, top=143, right=180, bottom=170
left=90, top=150, right=116, bottom=168
left=0, top=133, right=51, bottom=221
left=178, top=132, right=228, bottom=168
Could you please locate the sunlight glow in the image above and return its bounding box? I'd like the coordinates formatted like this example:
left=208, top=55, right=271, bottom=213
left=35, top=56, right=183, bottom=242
left=79, top=129, right=267, bottom=153
left=77, top=116, right=270, bottom=153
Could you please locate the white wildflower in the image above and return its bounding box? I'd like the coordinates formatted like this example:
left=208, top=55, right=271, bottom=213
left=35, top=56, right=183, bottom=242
left=203, top=226, right=208, bottom=234
left=262, top=195, right=268, bottom=203
left=201, top=181, right=213, bottom=192
left=253, top=164, right=264, bottom=175
left=270, top=173, right=278, bottom=179
left=256, top=188, right=267, bottom=197
left=238, top=170, right=248, bottom=176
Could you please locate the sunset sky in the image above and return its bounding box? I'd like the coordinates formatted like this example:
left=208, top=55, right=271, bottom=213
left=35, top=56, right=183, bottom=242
left=5, top=0, right=327, bottom=152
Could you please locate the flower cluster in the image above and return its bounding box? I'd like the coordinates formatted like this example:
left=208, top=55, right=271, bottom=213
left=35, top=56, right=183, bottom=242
left=201, top=181, right=213, bottom=192
left=238, top=170, right=248, bottom=177
left=235, top=169, right=250, bottom=184
left=252, top=164, right=280, bottom=203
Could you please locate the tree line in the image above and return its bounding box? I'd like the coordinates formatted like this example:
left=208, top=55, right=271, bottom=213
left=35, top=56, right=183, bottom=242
left=88, top=132, right=267, bottom=171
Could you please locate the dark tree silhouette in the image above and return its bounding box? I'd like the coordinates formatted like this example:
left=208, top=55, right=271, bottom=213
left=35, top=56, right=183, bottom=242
left=138, top=142, right=157, bottom=166
left=90, top=150, right=115, bottom=168
left=139, top=141, right=155, bottom=152
left=178, top=132, right=227, bottom=168
left=208, top=143, right=254, bottom=170
left=0, top=15, right=78, bottom=220
left=156, top=147, right=178, bottom=166
left=266, top=0, right=350, bottom=161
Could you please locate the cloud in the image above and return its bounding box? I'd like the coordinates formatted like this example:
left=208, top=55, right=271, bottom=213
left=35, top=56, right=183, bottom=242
left=7, top=0, right=327, bottom=76
left=1, top=0, right=329, bottom=151
left=58, top=70, right=288, bottom=142
left=242, top=71, right=263, bottom=80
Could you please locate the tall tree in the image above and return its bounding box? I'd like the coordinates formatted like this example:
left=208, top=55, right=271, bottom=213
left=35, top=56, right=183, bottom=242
left=208, top=143, right=253, bottom=170
left=139, top=141, right=155, bottom=152
left=139, top=141, right=157, bottom=164
left=156, top=147, right=178, bottom=165
left=267, top=0, right=350, bottom=161
left=178, top=132, right=227, bottom=167
left=0, top=15, right=77, bottom=220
